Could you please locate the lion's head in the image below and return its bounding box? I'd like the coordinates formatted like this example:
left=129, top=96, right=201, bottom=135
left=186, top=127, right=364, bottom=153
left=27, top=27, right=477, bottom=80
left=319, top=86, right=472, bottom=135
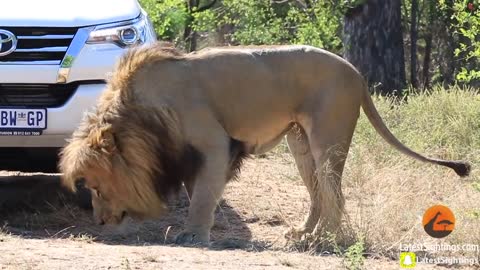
left=59, top=44, right=205, bottom=225
left=60, top=103, right=186, bottom=224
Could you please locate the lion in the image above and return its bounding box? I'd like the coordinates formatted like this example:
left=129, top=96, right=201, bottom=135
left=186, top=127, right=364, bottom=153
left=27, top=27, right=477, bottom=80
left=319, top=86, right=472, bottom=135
left=59, top=43, right=470, bottom=245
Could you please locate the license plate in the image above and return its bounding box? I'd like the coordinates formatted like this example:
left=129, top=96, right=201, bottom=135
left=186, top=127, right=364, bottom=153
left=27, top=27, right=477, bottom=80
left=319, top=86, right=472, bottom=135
left=0, top=108, right=47, bottom=136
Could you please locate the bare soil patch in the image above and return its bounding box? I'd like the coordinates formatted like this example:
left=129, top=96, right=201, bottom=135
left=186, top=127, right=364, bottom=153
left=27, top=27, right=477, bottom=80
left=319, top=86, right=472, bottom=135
left=0, top=150, right=478, bottom=269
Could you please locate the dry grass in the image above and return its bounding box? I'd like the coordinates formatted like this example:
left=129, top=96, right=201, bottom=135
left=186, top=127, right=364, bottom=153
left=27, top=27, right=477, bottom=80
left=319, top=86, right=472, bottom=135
left=342, top=153, right=480, bottom=256
left=339, top=88, right=480, bottom=259
left=0, top=224, right=13, bottom=242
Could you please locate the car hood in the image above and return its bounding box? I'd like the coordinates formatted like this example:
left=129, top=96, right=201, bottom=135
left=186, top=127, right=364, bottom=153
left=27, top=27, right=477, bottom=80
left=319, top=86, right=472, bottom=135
left=0, top=0, right=141, bottom=27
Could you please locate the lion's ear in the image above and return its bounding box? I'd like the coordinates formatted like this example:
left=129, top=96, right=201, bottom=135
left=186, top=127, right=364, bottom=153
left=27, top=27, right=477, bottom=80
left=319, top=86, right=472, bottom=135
left=87, top=124, right=117, bottom=155
left=59, top=140, right=89, bottom=192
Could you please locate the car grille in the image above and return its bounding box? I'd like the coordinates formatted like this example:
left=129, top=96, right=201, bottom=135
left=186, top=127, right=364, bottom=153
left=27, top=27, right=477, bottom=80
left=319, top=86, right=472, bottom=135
left=0, top=27, right=78, bottom=65
left=0, top=83, right=78, bottom=107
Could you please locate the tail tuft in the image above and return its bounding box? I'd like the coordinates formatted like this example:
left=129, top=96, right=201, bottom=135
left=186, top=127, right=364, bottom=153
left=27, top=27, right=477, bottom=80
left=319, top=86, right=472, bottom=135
left=443, top=161, right=471, bottom=177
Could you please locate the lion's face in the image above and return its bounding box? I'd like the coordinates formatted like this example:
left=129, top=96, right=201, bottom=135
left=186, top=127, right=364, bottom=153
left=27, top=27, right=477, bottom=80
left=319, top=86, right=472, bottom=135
left=90, top=187, right=126, bottom=225
left=83, top=169, right=129, bottom=225
left=81, top=165, right=166, bottom=225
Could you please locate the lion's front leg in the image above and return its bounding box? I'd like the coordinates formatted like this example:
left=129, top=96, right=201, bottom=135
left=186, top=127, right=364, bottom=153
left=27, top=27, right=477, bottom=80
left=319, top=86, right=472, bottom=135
left=175, top=133, right=230, bottom=246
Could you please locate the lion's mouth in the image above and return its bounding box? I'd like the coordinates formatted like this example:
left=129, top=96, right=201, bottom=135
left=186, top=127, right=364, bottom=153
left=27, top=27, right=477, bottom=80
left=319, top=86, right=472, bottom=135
left=124, top=211, right=144, bottom=221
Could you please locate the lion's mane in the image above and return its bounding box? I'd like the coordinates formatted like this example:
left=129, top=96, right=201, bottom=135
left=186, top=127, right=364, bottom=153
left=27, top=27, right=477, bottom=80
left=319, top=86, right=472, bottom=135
left=59, top=44, right=203, bottom=217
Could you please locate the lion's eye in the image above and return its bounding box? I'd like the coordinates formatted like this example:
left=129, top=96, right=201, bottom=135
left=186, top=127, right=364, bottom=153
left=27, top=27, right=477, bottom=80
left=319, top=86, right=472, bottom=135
left=93, top=188, right=102, bottom=199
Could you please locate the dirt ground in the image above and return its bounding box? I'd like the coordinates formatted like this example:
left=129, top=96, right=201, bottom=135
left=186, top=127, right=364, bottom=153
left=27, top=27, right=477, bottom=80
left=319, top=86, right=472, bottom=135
left=0, top=154, right=475, bottom=270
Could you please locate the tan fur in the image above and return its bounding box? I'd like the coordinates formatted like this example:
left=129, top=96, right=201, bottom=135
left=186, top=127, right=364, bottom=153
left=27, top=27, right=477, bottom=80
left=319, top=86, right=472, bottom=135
left=59, top=43, right=470, bottom=244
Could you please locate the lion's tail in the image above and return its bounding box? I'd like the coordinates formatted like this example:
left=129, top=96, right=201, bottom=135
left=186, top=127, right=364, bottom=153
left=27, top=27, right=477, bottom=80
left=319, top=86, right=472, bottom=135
left=360, top=82, right=471, bottom=177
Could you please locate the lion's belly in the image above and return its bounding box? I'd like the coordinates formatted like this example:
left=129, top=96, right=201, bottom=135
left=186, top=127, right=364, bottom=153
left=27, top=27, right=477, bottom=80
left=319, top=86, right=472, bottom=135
left=209, top=85, right=301, bottom=154
left=225, top=115, right=294, bottom=154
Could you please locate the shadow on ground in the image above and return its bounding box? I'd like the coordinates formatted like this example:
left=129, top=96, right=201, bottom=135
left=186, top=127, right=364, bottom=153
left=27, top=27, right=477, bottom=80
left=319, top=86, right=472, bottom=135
left=0, top=148, right=60, bottom=173
left=0, top=174, right=270, bottom=251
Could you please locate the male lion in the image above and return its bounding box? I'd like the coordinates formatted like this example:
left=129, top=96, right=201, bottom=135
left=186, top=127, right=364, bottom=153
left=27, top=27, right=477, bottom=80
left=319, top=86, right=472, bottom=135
left=59, top=43, right=470, bottom=245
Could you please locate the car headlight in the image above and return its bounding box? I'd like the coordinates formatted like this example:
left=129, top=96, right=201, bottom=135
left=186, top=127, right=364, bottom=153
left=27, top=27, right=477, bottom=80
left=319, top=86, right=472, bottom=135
left=87, top=15, right=153, bottom=47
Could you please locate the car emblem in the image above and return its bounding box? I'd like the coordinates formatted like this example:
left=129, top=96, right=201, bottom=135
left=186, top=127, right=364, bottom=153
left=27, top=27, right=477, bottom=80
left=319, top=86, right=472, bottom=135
left=0, top=30, right=17, bottom=57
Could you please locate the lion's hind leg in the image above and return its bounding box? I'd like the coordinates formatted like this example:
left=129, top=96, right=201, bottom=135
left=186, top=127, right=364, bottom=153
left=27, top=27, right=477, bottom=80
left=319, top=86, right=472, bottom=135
left=301, top=100, right=359, bottom=236
left=284, top=125, right=321, bottom=239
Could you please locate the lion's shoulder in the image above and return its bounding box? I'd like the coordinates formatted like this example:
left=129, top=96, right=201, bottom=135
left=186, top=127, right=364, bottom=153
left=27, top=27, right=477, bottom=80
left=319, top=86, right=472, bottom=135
left=109, top=43, right=184, bottom=93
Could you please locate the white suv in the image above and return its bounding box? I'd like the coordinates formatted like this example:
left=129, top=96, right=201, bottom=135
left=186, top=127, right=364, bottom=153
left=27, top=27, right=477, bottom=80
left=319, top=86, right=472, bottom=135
left=0, top=0, right=156, bottom=152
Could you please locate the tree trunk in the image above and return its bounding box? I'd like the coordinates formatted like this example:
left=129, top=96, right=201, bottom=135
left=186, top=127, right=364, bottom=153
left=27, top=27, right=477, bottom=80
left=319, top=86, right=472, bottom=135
left=343, top=0, right=406, bottom=95
left=184, top=0, right=199, bottom=52
left=422, top=0, right=435, bottom=89
left=422, top=32, right=432, bottom=90
left=410, top=0, right=418, bottom=88
left=184, top=0, right=217, bottom=52
left=442, top=0, right=456, bottom=85
left=183, top=24, right=197, bottom=52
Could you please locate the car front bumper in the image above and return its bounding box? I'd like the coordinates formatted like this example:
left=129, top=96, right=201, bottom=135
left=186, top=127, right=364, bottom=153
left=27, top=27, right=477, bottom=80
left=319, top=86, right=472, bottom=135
left=0, top=83, right=105, bottom=147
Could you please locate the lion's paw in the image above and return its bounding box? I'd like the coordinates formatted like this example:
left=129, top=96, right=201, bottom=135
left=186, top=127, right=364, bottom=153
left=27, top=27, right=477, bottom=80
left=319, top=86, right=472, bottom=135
left=174, top=230, right=210, bottom=247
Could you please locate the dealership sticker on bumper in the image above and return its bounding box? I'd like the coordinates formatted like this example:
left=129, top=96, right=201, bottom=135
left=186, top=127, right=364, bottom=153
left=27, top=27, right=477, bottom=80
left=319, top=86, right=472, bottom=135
left=0, top=108, right=47, bottom=136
